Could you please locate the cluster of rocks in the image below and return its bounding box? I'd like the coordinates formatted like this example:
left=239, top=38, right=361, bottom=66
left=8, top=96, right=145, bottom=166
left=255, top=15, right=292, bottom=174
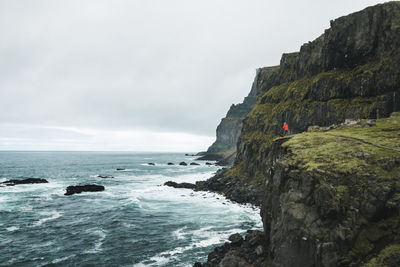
left=194, top=230, right=269, bottom=267
left=164, top=169, right=263, bottom=206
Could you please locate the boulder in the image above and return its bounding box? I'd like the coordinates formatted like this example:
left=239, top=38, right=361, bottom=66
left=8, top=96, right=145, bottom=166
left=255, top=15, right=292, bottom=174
left=190, top=162, right=200, bottom=166
left=147, top=163, right=155, bottom=166
left=179, top=162, right=187, bottom=166
left=64, top=184, right=105, bottom=196
left=167, top=162, right=174, bottom=165
left=116, top=168, right=125, bottom=171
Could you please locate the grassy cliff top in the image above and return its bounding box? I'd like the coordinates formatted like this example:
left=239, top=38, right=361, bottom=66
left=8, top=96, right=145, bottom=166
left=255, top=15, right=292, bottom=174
left=282, top=114, right=400, bottom=178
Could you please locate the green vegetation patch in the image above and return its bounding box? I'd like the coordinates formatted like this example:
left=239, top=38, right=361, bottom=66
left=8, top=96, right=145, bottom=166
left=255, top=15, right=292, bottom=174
left=282, top=116, right=400, bottom=178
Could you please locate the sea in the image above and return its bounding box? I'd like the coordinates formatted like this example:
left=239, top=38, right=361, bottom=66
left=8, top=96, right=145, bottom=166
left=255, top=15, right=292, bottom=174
left=0, top=151, right=262, bottom=266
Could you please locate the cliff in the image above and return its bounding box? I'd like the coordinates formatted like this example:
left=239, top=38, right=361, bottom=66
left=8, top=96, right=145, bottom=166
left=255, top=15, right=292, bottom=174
left=198, top=114, right=400, bottom=267
left=229, top=1, right=400, bottom=187
left=196, top=2, right=400, bottom=266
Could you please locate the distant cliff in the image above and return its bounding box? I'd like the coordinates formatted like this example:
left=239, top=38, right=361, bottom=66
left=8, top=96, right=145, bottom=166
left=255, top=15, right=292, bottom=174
left=197, top=70, right=260, bottom=164
left=197, top=2, right=400, bottom=266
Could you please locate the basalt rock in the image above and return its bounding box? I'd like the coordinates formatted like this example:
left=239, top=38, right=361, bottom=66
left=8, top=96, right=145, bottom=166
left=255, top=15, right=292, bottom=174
left=195, top=230, right=269, bottom=267
left=116, top=168, right=125, bottom=171
left=147, top=163, right=155, bottom=166
left=64, top=185, right=105, bottom=196
left=190, top=162, right=200, bottom=166
left=167, top=162, right=174, bottom=165
left=1, top=178, right=48, bottom=186
left=194, top=168, right=263, bottom=206
left=179, top=162, right=188, bottom=166
left=96, top=175, right=114, bottom=179
left=164, top=181, right=196, bottom=189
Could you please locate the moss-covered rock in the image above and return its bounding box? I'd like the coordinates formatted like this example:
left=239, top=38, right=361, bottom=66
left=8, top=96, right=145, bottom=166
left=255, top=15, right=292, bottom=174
left=258, top=115, right=400, bottom=266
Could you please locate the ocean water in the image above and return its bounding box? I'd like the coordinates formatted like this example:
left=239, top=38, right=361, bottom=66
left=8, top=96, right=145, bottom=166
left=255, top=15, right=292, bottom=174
left=0, top=151, right=261, bottom=266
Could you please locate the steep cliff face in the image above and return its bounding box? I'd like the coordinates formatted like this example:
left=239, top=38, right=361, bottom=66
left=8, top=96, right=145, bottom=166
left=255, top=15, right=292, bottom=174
left=229, top=1, right=400, bottom=183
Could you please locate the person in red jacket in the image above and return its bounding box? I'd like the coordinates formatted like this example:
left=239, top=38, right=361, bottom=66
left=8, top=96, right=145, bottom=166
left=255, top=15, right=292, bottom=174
left=283, top=122, right=289, bottom=136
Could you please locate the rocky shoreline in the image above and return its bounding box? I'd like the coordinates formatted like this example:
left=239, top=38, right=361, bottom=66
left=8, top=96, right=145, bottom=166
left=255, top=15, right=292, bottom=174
left=164, top=168, right=263, bottom=206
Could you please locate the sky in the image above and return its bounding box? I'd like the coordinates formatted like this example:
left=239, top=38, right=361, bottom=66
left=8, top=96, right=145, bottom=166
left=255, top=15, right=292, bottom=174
left=0, top=0, right=387, bottom=151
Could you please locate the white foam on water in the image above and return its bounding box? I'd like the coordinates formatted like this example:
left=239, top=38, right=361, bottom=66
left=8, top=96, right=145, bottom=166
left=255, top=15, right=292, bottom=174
left=51, top=255, right=74, bottom=264
left=172, top=226, right=187, bottom=240
left=0, top=195, right=8, bottom=203
left=85, top=229, right=107, bottom=254
left=133, top=255, right=176, bottom=267
left=6, top=226, right=19, bottom=232
left=33, top=210, right=62, bottom=226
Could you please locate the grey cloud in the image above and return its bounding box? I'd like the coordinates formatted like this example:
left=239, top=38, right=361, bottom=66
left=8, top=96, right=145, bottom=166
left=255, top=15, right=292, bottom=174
left=0, top=0, right=386, bottom=142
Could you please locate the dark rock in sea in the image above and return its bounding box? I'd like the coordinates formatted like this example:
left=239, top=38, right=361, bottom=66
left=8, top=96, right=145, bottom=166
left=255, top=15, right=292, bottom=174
left=116, top=168, right=125, bottom=171
left=179, top=162, right=187, bottom=166
left=64, top=184, right=105, bottom=196
left=1, top=178, right=48, bottom=186
left=164, top=181, right=196, bottom=189
left=190, top=162, right=200, bottom=166
left=167, top=162, right=174, bottom=165
left=205, top=162, right=213, bottom=166
left=185, top=153, right=196, bottom=156
left=97, top=175, right=114, bottom=179
left=147, top=163, right=155, bottom=166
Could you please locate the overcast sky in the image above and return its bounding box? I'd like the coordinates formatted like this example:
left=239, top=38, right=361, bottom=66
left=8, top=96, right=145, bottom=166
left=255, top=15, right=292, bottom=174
left=0, top=0, right=387, bottom=151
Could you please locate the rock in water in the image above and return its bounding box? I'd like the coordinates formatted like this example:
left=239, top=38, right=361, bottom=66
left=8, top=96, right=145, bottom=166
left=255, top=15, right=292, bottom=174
left=190, top=162, right=200, bottom=166
left=164, top=181, right=196, bottom=189
left=97, top=175, right=114, bottom=178
left=167, top=162, right=174, bottom=165
left=64, top=185, right=105, bottom=196
left=147, top=163, right=155, bottom=166
left=1, top=178, right=48, bottom=186
left=179, top=162, right=187, bottom=166
left=116, top=168, right=125, bottom=171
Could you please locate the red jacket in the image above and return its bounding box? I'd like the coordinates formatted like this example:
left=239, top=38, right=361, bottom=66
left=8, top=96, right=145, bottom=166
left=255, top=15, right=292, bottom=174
left=283, top=123, right=288, bottom=131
